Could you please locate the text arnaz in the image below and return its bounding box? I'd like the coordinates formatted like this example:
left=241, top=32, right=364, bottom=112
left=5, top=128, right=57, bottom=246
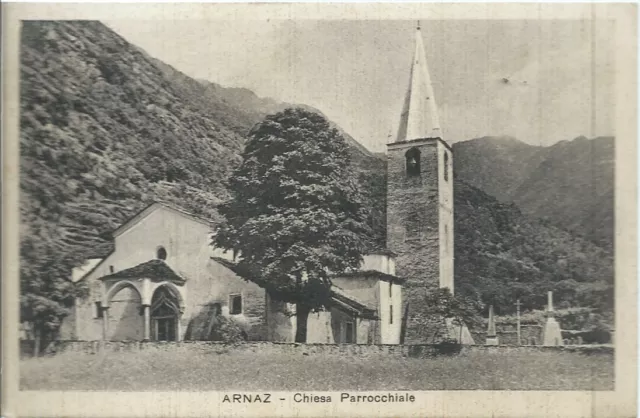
left=222, top=394, right=271, bottom=403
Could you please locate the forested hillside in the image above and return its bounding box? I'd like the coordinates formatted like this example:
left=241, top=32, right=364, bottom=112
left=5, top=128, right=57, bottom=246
left=20, top=21, right=384, bottom=263
left=453, top=136, right=614, bottom=250
left=453, top=180, right=613, bottom=316
left=21, top=21, right=241, bottom=261
left=20, top=20, right=613, bottom=332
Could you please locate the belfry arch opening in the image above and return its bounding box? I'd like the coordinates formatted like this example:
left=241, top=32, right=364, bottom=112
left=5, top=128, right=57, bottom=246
left=405, top=148, right=421, bottom=176
left=444, top=151, right=449, bottom=181
left=150, top=285, right=181, bottom=341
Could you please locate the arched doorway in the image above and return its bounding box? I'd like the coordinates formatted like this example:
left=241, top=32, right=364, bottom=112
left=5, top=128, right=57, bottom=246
left=150, top=286, right=181, bottom=341
left=106, top=282, right=143, bottom=341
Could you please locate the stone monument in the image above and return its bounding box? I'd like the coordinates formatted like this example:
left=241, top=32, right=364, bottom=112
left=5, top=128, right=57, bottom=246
left=542, top=291, right=564, bottom=346
left=485, top=305, right=499, bottom=345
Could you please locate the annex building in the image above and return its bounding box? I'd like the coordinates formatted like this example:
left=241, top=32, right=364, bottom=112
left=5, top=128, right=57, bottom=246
left=60, top=25, right=474, bottom=345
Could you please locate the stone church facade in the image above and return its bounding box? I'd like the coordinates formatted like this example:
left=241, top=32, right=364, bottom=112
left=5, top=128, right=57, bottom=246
left=61, top=202, right=404, bottom=344
left=59, top=25, right=473, bottom=345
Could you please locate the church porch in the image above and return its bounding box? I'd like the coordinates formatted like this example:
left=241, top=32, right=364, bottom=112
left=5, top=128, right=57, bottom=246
left=98, top=260, right=186, bottom=342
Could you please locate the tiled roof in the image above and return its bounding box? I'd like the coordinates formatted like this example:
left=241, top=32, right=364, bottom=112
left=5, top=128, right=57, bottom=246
left=99, top=259, right=186, bottom=285
left=333, top=270, right=406, bottom=284
left=111, top=201, right=211, bottom=238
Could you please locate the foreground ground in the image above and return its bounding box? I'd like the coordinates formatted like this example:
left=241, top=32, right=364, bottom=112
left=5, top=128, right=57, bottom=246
left=21, top=348, right=614, bottom=391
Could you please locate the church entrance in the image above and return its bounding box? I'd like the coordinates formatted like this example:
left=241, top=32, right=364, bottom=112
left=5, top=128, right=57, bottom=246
left=150, top=286, right=180, bottom=341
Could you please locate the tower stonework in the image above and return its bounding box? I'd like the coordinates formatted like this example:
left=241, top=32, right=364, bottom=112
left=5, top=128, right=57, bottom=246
left=387, top=25, right=455, bottom=344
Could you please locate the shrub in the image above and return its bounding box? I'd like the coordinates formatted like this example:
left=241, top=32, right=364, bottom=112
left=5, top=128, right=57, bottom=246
left=434, top=338, right=462, bottom=355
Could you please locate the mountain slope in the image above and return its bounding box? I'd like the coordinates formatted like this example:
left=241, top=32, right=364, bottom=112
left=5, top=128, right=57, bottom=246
left=362, top=156, right=614, bottom=315
left=453, top=136, right=545, bottom=202
left=20, top=21, right=384, bottom=260
left=512, top=136, right=614, bottom=249
left=20, top=20, right=248, bottom=258
left=454, top=180, right=613, bottom=315
left=453, top=136, right=614, bottom=249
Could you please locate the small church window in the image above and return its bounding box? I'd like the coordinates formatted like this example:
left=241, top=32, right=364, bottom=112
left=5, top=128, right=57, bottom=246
left=444, top=151, right=449, bottom=181
left=389, top=282, right=392, bottom=298
left=405, top=148, right=421, bottom=177
left=93, top=301, right=103, bottom=319
left=345, top=322, right=355, bottom=343
left=156, top=246, right=167, bottom=260
left=405, top=210, right=421, bottom=241
left=229, top=294, right=242, bottom=315
left=389, top=305, right=393, bottom=324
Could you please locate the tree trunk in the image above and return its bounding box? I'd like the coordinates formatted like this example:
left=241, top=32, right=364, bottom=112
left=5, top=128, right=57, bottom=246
left=33, top=325, right=41, bottom=357
left=295, top=304, right=311, bottom=343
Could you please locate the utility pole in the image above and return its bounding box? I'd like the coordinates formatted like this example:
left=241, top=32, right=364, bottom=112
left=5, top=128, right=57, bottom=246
left=515, top=299, right=522, bottom=346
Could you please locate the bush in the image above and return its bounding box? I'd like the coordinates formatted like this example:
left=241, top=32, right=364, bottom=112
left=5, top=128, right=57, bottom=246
left=209, top=315, right=247, bottom=344
left=434, top=339, right=462, bottom=355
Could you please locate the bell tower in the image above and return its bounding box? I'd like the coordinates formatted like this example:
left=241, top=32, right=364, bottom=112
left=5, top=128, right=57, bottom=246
left=386, top=23, right=454, bottom=343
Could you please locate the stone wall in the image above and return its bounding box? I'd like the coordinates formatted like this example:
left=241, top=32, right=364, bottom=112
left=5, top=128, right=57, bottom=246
left=475, top=325, right=544, bottom=346
left=39, top=340, right=614, bottom=359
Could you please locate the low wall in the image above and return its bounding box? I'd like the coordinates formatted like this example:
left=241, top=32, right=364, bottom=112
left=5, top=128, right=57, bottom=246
left=38, top=340, right=614, bottom=358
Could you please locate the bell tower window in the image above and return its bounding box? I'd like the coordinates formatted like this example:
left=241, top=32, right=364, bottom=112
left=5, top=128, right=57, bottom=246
left=444, top=151, right=449, bottom=181
left=405, top=148, right=421, bottom=177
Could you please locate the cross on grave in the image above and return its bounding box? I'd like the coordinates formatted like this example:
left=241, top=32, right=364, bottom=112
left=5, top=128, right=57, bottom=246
left=514, top=299, right=522, bottom=346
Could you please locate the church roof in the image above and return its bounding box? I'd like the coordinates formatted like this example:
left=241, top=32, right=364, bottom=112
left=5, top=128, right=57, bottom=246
left=395, top=26, right=442, bottom=143
left=331, top=286, right=377, bottom=318
left=334, top=270, right=406, bottom=285
left=111, top=201, right=211, bottom=239
left=71, top=258, right=104, bottom=282
left=99, top=259, right=186, bottom=285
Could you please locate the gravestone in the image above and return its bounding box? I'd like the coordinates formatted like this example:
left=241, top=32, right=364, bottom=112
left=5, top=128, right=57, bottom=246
left=542, top=291, right=564, bottom=347
left=485, top=305, right=499, bottom=345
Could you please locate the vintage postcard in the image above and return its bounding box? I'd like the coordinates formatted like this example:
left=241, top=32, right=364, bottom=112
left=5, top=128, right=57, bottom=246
left=2, top=2, right=637, bottom=417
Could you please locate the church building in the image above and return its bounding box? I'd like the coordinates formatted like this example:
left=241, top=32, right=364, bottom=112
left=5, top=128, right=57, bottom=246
left=386, top=25, right=472, bottom=344
left=59, top=25, right=473, bottom=345
left=61, top=202, right=404, bottom=344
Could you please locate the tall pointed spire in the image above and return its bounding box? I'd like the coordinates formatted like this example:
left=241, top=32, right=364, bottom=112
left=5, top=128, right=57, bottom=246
left=395, top=24, right=441, bottom=143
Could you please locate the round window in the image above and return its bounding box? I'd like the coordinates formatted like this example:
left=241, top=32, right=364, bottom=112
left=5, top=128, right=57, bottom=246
left=156, top=246, right=167, bottom=260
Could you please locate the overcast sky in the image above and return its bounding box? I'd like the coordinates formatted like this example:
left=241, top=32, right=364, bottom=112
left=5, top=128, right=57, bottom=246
left=105, top=19, right=615, bottom=152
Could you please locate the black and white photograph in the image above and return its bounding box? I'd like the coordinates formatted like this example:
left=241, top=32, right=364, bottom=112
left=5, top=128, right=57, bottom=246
left=2, top=3, right=637, bottom=418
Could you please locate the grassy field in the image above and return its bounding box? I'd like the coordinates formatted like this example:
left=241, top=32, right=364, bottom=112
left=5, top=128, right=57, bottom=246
left=21, top=349, right=614, bottom=391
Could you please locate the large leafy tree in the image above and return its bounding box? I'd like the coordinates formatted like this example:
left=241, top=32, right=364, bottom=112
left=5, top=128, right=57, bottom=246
left=20, top=220, right=88, bottom=355
left=214, top=108, right=371, bottom=342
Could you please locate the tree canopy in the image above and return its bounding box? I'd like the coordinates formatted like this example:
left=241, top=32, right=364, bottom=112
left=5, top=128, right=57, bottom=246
left=213, top=108, right=371, bottom=341
left=20, top=221, right=88, bottom=354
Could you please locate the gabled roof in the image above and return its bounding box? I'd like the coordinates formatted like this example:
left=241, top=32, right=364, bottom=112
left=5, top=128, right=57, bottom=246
left=71, top=258, right=104, bottom=282
left=331, top=286, right=377, bottom=317
left=111, top=201, right=211, bottom=239
left=73, top=250, right=114, bottom=283
left=366, top=248, right=398, bottom=257
left=333, top=270, right=406, bottom=285
left=99, top=259, right=186, bottom=285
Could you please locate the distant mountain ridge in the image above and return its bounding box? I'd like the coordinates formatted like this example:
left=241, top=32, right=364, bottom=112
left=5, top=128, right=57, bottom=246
left=453, top=135, right=614, bottom=249
left=192, top=77, right=376, bottom=162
